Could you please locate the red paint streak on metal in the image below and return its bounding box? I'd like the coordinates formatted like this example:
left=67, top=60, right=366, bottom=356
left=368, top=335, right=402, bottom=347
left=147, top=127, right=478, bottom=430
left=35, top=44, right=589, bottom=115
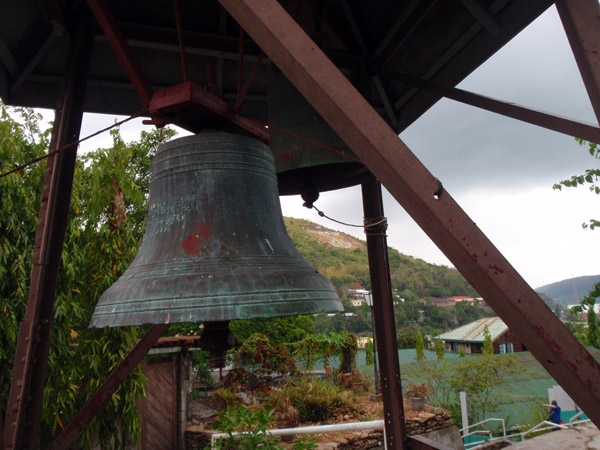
left=471, top=253, right=478, bottom=261
left=483, top=251, right=488, bottom=257
left=488, top=264, right=504, bottom=275
left=279, top=149, right=296, bottom=162
left=182, top=222, right=214, bottom=255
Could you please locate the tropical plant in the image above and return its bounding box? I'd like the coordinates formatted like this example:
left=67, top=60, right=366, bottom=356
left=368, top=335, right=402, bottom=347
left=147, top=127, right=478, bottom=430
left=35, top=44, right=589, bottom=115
left=0, top=104, right=176, bottom=448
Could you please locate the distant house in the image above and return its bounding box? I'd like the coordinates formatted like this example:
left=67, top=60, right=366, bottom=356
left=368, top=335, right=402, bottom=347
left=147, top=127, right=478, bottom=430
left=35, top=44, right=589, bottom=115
left=448, top=296, right=480, bottom=305
left=350, top=298, right=364, bottom=307
left=420, top=297, right=455, bottom=307
left=435, top=317, right=526, bottom=354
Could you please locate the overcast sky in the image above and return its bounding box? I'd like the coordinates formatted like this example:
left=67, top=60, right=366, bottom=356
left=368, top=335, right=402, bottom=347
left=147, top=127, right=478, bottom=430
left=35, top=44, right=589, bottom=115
left=69, top=5, right=599, bottom=291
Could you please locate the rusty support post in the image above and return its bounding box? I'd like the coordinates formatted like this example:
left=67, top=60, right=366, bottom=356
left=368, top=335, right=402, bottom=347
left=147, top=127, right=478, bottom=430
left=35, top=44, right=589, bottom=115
left=48, top=324, right=169, bottom=450
left=3, top=15, right=92, bottom=450
left=219, top=0, right=600, bottom=426
left=362, top=177, right=406, bottom=449
left=556, top=0, right=600, bottom=125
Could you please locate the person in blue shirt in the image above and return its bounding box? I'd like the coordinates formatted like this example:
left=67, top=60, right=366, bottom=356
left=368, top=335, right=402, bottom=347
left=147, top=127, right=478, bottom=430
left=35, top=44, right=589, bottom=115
left=544, top=400, right=563, bottom=424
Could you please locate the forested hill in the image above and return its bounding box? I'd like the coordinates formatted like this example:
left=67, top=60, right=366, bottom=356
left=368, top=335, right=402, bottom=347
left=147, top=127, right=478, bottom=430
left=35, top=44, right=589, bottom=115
left=284, top=217, right=478, bottom=300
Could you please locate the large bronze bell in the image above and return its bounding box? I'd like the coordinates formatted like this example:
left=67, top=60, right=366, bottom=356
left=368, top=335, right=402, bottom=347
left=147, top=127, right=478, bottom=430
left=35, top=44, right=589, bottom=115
left=90, top=132, right=342, bottom=328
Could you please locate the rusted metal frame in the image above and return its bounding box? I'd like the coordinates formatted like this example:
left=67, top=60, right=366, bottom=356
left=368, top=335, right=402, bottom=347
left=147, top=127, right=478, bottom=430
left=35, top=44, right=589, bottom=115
left=555, top=0, right=600, bottom=125
left=232, top=52, right=265, bottom=111
left=218, top=0, right=600, bottom=427
left=47, top=324, right=169, bottom=450
left=362, top=178, right=407, bottom=449
left=4, top=16, right=93, bottom=450
left=458, top=0, right=501, bottom=38
left=370, top=0, right=437, bottom=68
left=380, top=68, right=600, bottom=143
left=392, top=0, right=509, bottom=116
left=10, top=33, right=57, bottom=94
left=407, top=435, right=454, bottom=450
left=172, top=0, right=189, bottom=83
left=87, top=0, right=154, bottom=107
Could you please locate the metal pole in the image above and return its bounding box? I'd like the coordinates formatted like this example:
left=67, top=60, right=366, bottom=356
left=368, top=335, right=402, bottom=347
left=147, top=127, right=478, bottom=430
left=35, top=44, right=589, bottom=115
left=4, top=14, right=92, bottom=450
left=362, top=177, right=407, bottom=449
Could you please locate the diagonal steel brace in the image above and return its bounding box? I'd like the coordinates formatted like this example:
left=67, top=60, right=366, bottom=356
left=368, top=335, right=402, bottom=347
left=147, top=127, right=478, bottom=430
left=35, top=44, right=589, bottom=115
left=218, top=0, right=600, bottom=429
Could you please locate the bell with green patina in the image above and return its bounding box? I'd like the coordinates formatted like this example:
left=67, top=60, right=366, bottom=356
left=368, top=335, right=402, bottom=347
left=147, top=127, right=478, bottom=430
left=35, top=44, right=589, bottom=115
left=90, top=132, right=342, bottom=328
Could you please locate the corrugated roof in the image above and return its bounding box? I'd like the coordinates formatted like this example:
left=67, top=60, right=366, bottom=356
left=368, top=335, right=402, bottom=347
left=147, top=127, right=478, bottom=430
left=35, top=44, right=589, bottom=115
left=436, top=317, right=507, bottom=343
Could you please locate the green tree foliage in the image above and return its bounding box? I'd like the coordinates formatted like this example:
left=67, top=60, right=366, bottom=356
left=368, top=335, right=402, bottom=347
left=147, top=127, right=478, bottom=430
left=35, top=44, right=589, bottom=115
left=554, top=139, right=600, bottom=348
left=0, top=104, right=175, bottom=447
left=449, top=355, right=525, bottom=423
left=415, top=329, right=426, bottom=361
left=482, top=325, right=494, bottom=355
left=553, top=139, right=599, bottom=230
left=435, top=339, right=445, bottom=360
left=230, top=316, right=314, bottom=344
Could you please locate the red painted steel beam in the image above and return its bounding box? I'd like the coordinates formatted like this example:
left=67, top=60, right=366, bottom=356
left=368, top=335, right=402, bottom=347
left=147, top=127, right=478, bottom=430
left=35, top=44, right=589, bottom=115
left=362, top=178, right=406, bottom=449
left=379, top=69, right=600, bottom=143
left=87, top=0, right=154, bottom=108
left=48, top=324, right=168, bottom=450
left=3, top=16, right=93, bottom=450
left=218, top=0, right=600, bottom=427
left=556, top=0, right=600, bottom=126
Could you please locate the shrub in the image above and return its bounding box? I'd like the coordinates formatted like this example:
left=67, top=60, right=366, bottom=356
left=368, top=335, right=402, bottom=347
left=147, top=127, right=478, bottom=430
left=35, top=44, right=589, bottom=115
left=271, top=379, right=352, bottom=422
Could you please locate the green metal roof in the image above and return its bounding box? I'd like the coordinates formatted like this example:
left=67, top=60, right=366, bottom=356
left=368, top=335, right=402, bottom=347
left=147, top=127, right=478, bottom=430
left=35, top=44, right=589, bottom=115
left=436, top=317, right=507, bottom=343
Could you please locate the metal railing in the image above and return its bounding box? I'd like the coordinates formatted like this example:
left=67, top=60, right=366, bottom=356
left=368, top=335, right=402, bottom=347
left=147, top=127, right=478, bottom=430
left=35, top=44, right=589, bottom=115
left=460, top=418, right=506, bottom=449
left=569, top=410, right=591, bottom=428
left=518, top=420, right=568, bottom=440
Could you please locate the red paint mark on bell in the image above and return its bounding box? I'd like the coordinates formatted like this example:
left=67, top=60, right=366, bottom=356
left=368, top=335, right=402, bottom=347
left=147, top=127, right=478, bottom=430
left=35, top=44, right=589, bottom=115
left=471, top=252, right=478, bottom=261
left=448, top=218, right=454, bottom=227
left=182, top=222, right=214, bottom=255
left=488, top=264, right=504, bottom=275
left=279, top=149, right=296, bottom=162
left=483, top=251, right=488, bottom=257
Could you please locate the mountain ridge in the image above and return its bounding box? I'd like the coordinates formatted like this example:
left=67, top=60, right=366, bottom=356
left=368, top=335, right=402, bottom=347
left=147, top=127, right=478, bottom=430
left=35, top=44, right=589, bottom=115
left=535, top=275, right=600, bottom=305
